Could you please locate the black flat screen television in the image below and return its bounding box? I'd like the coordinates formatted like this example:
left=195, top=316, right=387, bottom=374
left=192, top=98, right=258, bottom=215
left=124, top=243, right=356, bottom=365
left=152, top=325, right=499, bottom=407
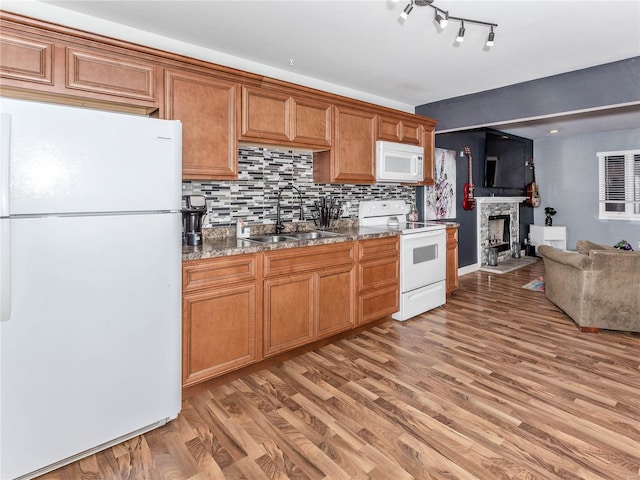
left=483, top=130, right=531, bottom=193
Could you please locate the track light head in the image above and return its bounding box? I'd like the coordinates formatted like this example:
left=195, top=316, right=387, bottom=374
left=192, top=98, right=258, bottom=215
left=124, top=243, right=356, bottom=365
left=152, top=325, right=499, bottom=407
left=456, top=21, right=465, bottom=43
left=400, top=2, right=414, bottom=20
left=486, top=27, right=495, bottom=46
left=434, top=10, right=448, bottom=28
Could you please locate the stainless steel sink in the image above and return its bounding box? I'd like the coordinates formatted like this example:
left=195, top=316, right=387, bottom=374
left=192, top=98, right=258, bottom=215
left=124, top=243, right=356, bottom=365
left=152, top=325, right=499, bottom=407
left=246, top=230, right=343, bottom=244
left=246, top=235, right=299, bottom=244
left=288, top=230, right=342, bottom=240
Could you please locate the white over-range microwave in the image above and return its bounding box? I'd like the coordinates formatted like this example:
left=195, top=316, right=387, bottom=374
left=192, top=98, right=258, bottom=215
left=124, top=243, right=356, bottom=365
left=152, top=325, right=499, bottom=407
left=376, top=141, right=424, bottom=183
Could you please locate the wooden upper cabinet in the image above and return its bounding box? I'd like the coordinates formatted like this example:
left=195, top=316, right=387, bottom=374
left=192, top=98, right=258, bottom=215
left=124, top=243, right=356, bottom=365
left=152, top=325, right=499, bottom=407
left=377, top=116, right=423, bottom=146
left=314, top=106, right=376, bottom=184
left=66, top=46, right=157, bottom=104
left=165, top=69, right=238, bottom=180
left=291, top=97, right=331, bottom=147
left=239, top=86, right=331, bottom=147
left=0, top=26, right=159, bottom=111
left=240, top=85, right=290, bottom=143
left=419, top=125, right=436, bottom=185
left=0, top=31, right=53, bottom=87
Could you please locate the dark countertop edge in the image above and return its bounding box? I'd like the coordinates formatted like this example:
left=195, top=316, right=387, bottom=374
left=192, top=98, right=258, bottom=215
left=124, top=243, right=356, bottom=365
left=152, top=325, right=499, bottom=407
left=182, top=228, right=400, bottom=262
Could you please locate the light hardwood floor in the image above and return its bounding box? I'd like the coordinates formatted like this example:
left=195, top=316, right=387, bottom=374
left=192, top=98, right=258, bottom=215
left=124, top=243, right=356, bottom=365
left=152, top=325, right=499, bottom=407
left=40, top=259, right=640, bottom=480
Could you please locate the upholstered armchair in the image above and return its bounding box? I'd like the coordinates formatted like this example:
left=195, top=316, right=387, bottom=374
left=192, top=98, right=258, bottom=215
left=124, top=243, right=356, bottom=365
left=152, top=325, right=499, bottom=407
left=538, top=241, right=640, bottom=333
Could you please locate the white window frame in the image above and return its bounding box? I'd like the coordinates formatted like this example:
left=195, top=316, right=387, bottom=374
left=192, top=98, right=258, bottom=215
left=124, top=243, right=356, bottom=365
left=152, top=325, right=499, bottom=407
left=598, top=149, right=640, bottom=221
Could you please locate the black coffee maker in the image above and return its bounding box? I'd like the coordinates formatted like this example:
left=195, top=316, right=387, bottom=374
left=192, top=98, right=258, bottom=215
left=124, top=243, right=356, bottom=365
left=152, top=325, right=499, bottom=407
left=182, top=195, right=207, bottom=246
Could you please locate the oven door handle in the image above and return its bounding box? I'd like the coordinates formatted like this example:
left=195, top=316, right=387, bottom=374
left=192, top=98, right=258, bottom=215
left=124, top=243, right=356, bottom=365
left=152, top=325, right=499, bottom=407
left=412, top=229, right=446, bottom=238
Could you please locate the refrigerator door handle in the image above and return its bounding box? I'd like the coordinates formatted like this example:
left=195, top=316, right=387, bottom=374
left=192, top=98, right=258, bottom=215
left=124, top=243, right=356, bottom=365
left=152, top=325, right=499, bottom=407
left=0, top=218, right=10, bottom=322
left=1, top=114, right=10, bottom=322
left=1, top=113, right=10, bottom=217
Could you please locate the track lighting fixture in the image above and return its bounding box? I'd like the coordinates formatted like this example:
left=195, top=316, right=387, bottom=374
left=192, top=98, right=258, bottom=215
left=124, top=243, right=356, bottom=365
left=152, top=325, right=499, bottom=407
left=400, top=1, right=414, bottom=20
left=456, top=21, right=465, bottom=43
left=394, top=1, right=498, bottom=47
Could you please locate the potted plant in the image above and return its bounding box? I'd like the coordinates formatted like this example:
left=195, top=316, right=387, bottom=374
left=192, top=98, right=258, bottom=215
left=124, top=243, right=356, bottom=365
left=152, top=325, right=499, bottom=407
left=544, top=207, right=557, bottom=226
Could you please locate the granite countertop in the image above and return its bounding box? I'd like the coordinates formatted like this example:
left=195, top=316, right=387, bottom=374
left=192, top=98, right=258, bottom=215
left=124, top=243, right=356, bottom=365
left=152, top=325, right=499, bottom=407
left=182, top=224, right=400, bottom=261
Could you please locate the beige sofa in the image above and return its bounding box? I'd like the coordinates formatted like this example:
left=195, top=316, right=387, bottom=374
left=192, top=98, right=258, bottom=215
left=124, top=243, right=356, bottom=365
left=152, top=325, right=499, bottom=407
left=538, top=241, right=640, bottom=332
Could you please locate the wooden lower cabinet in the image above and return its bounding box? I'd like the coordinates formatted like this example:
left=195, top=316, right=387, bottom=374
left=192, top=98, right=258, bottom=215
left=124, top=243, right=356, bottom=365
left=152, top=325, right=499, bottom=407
left=263, top=272, right=314, bottom=357
left=357, top=236, right=400, bottom=324
left=182, top=239, right=399, bottom=386
left=317, top=265, right=356, bottom=338
left=263, top=242, right=356, bottom=357
left=446, top=225, right=459, bottom=294
left=182, top=254, right=260, bottom=387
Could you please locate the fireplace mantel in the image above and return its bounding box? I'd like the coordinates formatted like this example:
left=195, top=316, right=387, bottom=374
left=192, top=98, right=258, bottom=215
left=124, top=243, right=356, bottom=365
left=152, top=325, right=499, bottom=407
left=476, top=197, right=527, bottom=204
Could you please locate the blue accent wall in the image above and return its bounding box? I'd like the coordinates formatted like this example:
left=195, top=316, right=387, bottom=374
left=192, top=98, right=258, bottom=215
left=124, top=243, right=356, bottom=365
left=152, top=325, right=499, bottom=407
left=416, top=58, right=640, bottom=132
left=414, top=58, right=640, bottom=267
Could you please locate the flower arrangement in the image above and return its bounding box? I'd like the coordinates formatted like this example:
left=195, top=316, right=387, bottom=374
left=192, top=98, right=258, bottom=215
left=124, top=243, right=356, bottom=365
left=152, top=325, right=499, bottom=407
left=614, top=240, right=634, bottom=251
left=544, top=207, right=557, bottom=226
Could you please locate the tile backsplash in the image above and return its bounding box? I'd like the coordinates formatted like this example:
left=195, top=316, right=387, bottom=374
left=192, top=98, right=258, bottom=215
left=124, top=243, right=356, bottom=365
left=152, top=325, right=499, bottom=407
left=182, top=146, right=415, bottom=226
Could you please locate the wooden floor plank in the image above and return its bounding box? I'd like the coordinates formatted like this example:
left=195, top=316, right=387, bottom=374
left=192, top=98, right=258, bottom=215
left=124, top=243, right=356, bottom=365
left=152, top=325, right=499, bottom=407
left=37, top=260, right=640, bottom=479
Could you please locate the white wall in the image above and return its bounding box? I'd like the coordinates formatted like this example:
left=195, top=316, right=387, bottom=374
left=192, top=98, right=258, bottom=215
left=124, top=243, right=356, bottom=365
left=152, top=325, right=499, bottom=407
left=534, top=128, right=640, bottom=250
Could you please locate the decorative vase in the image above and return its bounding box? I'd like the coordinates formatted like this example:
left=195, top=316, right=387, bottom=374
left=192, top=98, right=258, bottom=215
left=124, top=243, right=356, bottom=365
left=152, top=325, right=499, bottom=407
left=545, top=216, right=553, bottom=226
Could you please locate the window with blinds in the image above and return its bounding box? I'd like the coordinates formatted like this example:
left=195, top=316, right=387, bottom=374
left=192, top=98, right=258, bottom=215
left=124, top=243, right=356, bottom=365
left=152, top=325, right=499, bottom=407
left=598, top=149, right=640, bottom=220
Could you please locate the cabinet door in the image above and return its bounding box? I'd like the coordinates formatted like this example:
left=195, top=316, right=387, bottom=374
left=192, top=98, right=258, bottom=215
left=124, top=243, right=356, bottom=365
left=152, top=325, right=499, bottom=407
left=0, top=30, right=53, bottom=87
left=313, top=107, right=376, bottom=184
left=331, top=106, right=376, bottom=183
left=317, top=265, right=355, bottom=339
left=263, top=272, right=314, bottom=357
left=66, top=46, right=158, bottom=104
left=377, top=116, right=402, bottom=143
left=400, top=119, right=423, bottom=146
left=165, top=69, right=238, bottom=179
left=419, top=126, right=436, bottom=185
left=377, top=116, right=422, bottom=146
left=291, top=97, right=332, bottom=147
left=240, top=85, right=291, bottom=143
left=182, top=283, right=259, bottom=386
left=446, top=226, right=459, bottom=294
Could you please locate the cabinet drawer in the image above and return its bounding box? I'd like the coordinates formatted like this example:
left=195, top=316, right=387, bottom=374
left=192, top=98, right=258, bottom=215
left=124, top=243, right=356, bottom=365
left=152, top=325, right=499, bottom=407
left=183, top=254, right=259, bottom=292
left=66, top=46, right=157, bottom=102
left=358, top=236, right=399, bottom=261
left=359, top=284, right=399, bottom=325
left=264, top=242, right=354, bottom=277
left=358, top=256, right=399, bottom=293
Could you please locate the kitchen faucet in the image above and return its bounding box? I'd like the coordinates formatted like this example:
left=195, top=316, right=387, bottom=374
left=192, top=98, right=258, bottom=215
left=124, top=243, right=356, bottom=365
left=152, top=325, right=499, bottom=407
left=275, top=185, right=304, bottom=234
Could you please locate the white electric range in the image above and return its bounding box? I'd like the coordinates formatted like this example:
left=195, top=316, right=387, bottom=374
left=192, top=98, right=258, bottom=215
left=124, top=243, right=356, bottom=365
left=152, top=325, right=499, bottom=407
left=359, top=200, right=447, bottom=321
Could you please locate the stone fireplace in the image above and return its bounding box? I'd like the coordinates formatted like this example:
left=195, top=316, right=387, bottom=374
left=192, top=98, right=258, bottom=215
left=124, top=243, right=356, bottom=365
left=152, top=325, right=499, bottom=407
left=476, top=197, right=526, bottom=267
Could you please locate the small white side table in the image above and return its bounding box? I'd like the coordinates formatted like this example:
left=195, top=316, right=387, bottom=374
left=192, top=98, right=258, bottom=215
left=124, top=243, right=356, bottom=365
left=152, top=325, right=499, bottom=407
left=529, top=225, right=567, bottom=254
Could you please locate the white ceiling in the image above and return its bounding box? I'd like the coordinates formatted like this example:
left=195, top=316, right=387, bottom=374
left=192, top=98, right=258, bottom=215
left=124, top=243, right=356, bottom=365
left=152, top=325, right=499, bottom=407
left=5, top=1, right=640, bottom=139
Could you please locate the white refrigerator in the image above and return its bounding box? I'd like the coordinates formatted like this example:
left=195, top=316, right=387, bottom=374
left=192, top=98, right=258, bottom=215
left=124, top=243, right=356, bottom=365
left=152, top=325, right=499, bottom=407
left=0, top=98, right=183, bottom=479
